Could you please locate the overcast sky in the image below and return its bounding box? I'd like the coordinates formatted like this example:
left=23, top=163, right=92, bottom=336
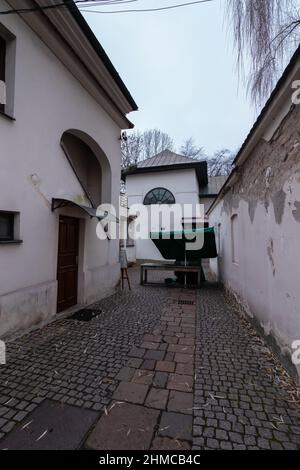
left=82, top=0, right=258, bottom=155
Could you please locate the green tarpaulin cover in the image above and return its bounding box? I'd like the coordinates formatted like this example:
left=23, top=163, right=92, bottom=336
left=150, top=227, right=218, bottom=261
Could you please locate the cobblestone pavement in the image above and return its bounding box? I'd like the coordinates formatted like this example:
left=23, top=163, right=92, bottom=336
left=0, top=268, right=168, bottom=441
left=193, top=284, right=300, bottom=450
left=1, top=267, right=300, bottom=450
left=86, top=286, right=197, bottom=450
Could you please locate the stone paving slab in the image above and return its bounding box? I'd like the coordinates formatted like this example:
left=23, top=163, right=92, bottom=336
left=168, top=391, right=193, bottom=415
left=155, top=361, right=175, bottom=373
left=113, top=382, right=149, bottom=405
left=158, top=411, right=193, bottom=441
left=145, top=388, right=169, bottom=410
left=167, top=373, right=193, bottom=392
left=0, top=400, right=98, bottom=450
left=132, top=369, right=155, bottom=385
left=85, top=402, right=159, bottom=450
left=151, top=437, right=191, bottom=450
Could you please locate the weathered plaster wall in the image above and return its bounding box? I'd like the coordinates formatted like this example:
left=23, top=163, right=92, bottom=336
left=210, top=104, right=300, bottom=380
left=0, top=10, right=123, bottom=337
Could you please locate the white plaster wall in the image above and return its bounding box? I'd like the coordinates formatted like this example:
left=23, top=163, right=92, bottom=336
left=0, top=12, right=123, bottom=337
left=126, top=169, right=200, bottom=261
left=210, top=175, right=300, bottom=377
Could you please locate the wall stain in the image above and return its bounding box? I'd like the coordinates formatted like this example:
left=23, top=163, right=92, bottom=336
left=221, top=191, right=240, bottom=216
left=28, top=174, right=51, bottom=209
left=264, top=199, right=269, bottom=213
left=292, top=201, right=300, bottom=222
left=248, top=200, right=257, bottom=223
left=271, top=189, right=286, bottom=224
left=267, top=238, right=276, bottom=277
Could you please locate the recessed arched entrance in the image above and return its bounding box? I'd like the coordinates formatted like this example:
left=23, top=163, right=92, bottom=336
left=56, top=130, right=112, bottom=312
left=60, top=129, right=112, bottom=207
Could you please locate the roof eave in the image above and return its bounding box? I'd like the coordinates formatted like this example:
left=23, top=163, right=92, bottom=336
left=122, top=161, right=208, bottom=186
left=64, top=1, right=138, bottom=112
left=12, top=0, right=138, bottom=128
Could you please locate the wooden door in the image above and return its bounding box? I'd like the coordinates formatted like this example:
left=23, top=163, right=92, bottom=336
left=57, top=216, right=79, bottom=313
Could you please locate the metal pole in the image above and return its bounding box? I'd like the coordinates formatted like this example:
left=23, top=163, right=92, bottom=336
left=184, top=249, right=187, bottom=289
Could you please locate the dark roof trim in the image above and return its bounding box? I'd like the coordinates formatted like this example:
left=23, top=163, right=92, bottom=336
left=233, top=44, right=300, bottom=165
left=122, top=161, right=208, bottom=187
left=199, top=193, right=218, bottom=199
left=65, top=1, right=138, bottom=111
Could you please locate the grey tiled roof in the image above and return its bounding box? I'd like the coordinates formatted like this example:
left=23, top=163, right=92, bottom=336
left=199, top=176, right=228, bottom=196
left=137, top=149, right=199, bottom=168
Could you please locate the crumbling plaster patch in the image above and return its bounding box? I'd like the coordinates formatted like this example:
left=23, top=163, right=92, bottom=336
left=267, top=238, right=276, bottom=277
left=222, top=105, right=300, bottom=223
left=292, top=201, right=300, bottom=222
left=271, top=189, right=286, bottom=225
left=248, top=199, right=258, bottom=223
left=0, top=281, right=57, bottom=339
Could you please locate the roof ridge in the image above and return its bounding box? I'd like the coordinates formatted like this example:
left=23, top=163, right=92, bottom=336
left=142, top=149, right=196, bottom=162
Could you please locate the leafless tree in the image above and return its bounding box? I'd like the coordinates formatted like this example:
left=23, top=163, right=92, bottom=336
left=121, top=130, right=144, bottom=168
left=121, top=130, right=234, bottom=177
left=143, top=129, right=174, bottom=159
left=121, top=128, right=174, bottom=168
left=207, top=149, right=234, bottom=176
left=226, top=0, right=300, bottom=104
left=180, top=137, right=205, bottom=159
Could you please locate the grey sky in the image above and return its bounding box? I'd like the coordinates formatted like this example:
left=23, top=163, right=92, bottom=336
left=82, top=0, right=257, bottom=155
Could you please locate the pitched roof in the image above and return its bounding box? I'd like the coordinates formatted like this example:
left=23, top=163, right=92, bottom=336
left=122, top=149, right=208, bottom=186
left=199, top=176, right=228, bottom=197
left=137, top=149, right=198, bottom=168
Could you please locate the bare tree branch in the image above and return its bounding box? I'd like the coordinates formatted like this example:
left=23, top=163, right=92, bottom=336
left=180, top=137, right=205, bottom=159
left=121, top=128, right=174, bottom=168
left=207, top=149, right=234, bottom=176
left=226, top=0, right=300, bottom=104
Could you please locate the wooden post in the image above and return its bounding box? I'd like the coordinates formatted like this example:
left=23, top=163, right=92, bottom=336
left=140, top=265, right=144, bottom=285
left=121, top=268, right=131, bottom=290
left=120, top=248, right=131, bottom=290
left=197, top=268, right=201, bottom=288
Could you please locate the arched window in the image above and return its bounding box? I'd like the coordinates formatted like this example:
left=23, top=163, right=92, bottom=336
left=143, top=188, right=175, bottom=205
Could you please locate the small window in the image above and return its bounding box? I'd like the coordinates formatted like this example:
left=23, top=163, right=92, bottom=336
left=143, top=188, right=175, bottom=205
left=0, top=23, right=16, bottom=117
left=0, top=212, right=14, bottom=241
left=0, top=211, right=21, bottom=243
